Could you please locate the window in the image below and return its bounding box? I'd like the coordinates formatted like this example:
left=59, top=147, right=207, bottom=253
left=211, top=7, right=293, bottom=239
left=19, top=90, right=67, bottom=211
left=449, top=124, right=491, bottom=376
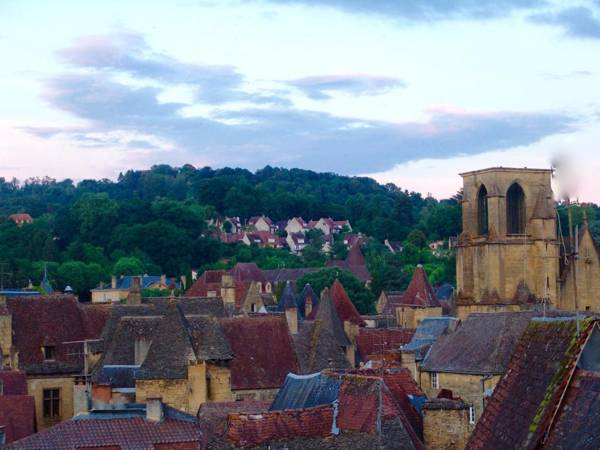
left=431, top=372, right=439, bottom=389
left=507, top=183, right=526, bottom=234
left=43, top=345, right=55, bottom=361
left=250, top=303, right=256, bottom=313
left=477, top=185, right=489, bottom=235
left=469, top=405, right=476, bottom=424
left=43, top=388, right=60, bottom=418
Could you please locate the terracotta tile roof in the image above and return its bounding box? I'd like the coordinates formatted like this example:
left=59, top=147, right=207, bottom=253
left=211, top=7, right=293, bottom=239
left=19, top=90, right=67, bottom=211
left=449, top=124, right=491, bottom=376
left=0, top=394, right=35, bottom=444
left=421, top=312, right=534, bottom=374
left=220, top=315, right=300, bottom=390
left=8, top=213, right=33, bottom=223
left=185, top=270, right=225, bottom=297
left=4, top=407, right=204, bottom=450
left=230, top=263, right=266, bottom=283
left=326, top=243, right=371, bottom=282
left=226, top=405, right=334, bottom=447
left=345, top=243, right=366, bottom=266
left=7, top=296, right=108, bottom=375
left=330, top=279, right=366, bottom=327
left=400, top=265, right=441, bottom=307
left=467, top=317, right=598, bottom=450
left=0, top=370, right=28, bottom=395
left=380, top=290, right=405, bottom=315
left=356, top=328, right=414, bottom=361
left=262, top=268, right=317, bottom=284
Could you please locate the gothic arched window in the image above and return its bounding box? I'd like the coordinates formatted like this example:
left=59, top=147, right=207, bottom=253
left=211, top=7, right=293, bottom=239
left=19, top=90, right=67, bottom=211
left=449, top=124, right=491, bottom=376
left=507, top=183, right=526, bottom=234
left=477, top=185, right=488, bottom=235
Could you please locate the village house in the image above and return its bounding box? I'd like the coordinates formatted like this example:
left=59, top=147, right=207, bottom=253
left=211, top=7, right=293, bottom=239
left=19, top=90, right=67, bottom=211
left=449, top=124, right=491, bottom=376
left=285, top=217, right=308, bottom=234
left=90, top=274, right=181, bottom=303
left=215, top=370, right=425, bottom=449
left=467, top=316, right=600, bottom=450
left=0, top=370, right=35, bottom=445
left=241, top=230, right=283, bottom=248
left=0, top=294, right=109, bottom=430
left=401, top=317, right=460, bottom=382
left=8, top=213, right=33, bottom=226
left=419, top=312, right=535, bottom=428
left=377, top=265, right=443, bottom=328
left=312, top=217, right=352, bottom=235
left=247, top=215, right=277, bottom=233
left=286, top=231, right=307, bottom=253
left=4, top=399, right=206, bottom=449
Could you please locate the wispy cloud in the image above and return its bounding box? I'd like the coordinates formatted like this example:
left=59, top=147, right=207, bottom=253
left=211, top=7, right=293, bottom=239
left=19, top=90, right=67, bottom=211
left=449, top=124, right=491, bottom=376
left=287, top=74, right=405, bottom=99
left=530, top=6, right=600, bottom=39
left=260, top=0, right=545, bottom=21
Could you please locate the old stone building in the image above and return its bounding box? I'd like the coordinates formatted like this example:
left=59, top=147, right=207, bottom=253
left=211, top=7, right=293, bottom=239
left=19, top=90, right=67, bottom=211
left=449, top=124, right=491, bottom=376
left=456, top=167, right=558, bottom=318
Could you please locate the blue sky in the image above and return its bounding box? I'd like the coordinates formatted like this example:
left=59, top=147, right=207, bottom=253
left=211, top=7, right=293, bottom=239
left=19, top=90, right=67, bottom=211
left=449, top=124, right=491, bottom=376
left=1, top=0, right=600, bottom=200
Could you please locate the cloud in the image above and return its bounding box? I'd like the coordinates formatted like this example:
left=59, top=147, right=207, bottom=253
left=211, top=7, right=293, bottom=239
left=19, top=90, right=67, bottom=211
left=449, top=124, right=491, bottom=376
left=57, top=32, right=264, bottom=104
left=260, top=0, right=545, bottom=21
left=539, top=70, right=594, bottom=80
left=530, top=6, right=600, bottom=39
left=287, top=74, right=405, bottom=99
left=34, top=69, right=575, bottom=174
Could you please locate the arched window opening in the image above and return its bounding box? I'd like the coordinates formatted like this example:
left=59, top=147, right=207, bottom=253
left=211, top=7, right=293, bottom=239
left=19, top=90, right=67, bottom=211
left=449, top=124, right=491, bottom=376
left=477, top=185, right=488, bottom=235
left=507, top=183, right=526, bottom=234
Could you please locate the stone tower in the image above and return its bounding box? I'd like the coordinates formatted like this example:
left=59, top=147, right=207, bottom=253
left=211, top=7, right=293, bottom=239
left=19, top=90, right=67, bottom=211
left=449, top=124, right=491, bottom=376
left=456, top=168, right=558, bottom=317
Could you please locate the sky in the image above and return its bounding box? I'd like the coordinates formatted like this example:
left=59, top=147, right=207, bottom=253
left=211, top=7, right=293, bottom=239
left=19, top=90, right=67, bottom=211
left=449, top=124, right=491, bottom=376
left=1, top=0, right=600, bottom=200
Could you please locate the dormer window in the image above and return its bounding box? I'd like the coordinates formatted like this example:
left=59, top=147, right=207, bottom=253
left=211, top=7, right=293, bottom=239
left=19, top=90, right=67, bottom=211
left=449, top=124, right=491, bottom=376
left=43, top=345, right=56, bottom=361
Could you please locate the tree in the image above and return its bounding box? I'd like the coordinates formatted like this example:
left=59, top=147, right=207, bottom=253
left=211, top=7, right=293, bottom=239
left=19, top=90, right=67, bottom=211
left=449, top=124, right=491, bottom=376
left=296, top=268, right=375, bottom=314
left=113, top=256, right=145, bottom=276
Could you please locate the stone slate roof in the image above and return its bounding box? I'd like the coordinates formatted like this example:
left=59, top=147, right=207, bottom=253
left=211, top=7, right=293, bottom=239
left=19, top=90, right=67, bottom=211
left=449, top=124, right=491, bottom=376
left=467, top=317, right=598, bottom=450
left=277, top=281, right=298, bottom=310
left=399, top=265, right=441, bottom=308
left=220, top=315, right=300, bottom=390
left=263, top=267, right=317, bottom=284
left=421, top=312, right=534, bottom=375
left=328, top=279, right=366, bottom=327
left=402, top=317, right=460, bottom=361
left=356, top=328, right=415, bottom=362
left=313, top=287, right=350, bottom=347
left=293, top=320, right=350, bottom=373
left=270, top=372, right=342, bottom=411
left=94, top=365, right=140, bottom=389
left=231, top=263, right=266, bottom=283
left=4, top=404, right=205, bottom=450
left=101, top=316, right=162, bottom=367
left=186, top=315, right=234, bottom=361
left=6, top=296, right=109, bottom=375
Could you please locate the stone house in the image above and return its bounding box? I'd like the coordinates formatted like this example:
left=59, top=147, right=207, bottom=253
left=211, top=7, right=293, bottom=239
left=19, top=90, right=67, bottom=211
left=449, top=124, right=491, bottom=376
left=467, top=316, right=600, bottom=450
left=401, top=317, right=460, bottom=382
left=423, top=397, right=472, bottom=450
left=91, top=275, right=180, bottom=304
left=0, top=295, right=109, bottom=430
left=419, top=312, right=535, bottom=426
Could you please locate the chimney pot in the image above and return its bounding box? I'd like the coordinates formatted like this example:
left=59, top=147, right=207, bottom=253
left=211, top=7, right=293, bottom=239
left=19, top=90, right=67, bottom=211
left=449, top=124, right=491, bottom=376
left=111, top=276, right=117, bottom=289
left=146, top=398, right=164, bottom=422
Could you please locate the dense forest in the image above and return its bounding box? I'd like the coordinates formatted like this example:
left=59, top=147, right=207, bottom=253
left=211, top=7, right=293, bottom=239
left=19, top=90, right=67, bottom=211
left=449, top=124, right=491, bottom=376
left=0, top=164, right=596, bottom=302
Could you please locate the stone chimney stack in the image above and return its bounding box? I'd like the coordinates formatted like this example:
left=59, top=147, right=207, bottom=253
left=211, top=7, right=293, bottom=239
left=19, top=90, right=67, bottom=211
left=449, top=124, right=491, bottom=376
left=111, top=275, right=117, bottom=289
left=127, top=276, right=142, bottom=305
left=146, top=398, right=164, bottom=422
left=160, top=274, right=167, bottom=287
left=286, top=306, right=298, bottom=335
left=304, top=296, right=312, bottom=317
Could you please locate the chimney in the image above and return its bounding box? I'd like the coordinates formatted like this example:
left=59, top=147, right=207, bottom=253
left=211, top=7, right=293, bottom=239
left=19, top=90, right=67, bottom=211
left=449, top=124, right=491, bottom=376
left=285, top=307, right=298, bottom=335
left=111, top=276, right=117, bottom=289
left=0, top=295, right=6, bottom=307
left=127, top=276, right=142, bottom=305
left=160, top=274, right=167, bottom=287
left=304, top=297, right=312, bottom=317
left=146, top=398, right=164, bottom=422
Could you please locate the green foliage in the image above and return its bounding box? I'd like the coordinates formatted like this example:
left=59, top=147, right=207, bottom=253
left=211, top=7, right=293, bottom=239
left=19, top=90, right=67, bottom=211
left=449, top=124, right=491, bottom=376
left=296, top=267, right=375, bottom=314
left=113, top=256, right=145, bottom=276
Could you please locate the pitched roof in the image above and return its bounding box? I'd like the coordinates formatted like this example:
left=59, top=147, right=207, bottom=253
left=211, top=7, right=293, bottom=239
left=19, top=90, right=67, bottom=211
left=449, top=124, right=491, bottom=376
left=346, top=243, right=366, bottom=266
left=421, top=312, right=534, bottom=374
left=380, top=290, right=405, bottom=315
left=400, top=265, right=441, bottom=307
left=326, top=244, right=371, bottom=282
left=7, top=296, right=108, bottom=375
left=0, top=370, right=28, bottom=395
left=231, top=263, right=266, bottom=283
left=262, top=268, right=317, bottom=284
left=356, top=328, right=415, bottom=361
left=467, top=316, right=598, bottom=450
left=277, top=282, right=297, bottom=311
left=313, top=287, right=350, bottom=347
left=270, top=372, right=342, bottom=411
left=185, top=270, right=225, bottom=297
left=402, top=317, right=460, bottom=361
left=4, top=405, right=204, bottom=450
left=296, top=283, right=319, bottom=318
left=330, top=279, right=366, bottom=327
left=220, top=315, right=300, bottom=390
left=293, top=320, right=350, bottom=373
left=0, top=394, right=35, bottom=444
